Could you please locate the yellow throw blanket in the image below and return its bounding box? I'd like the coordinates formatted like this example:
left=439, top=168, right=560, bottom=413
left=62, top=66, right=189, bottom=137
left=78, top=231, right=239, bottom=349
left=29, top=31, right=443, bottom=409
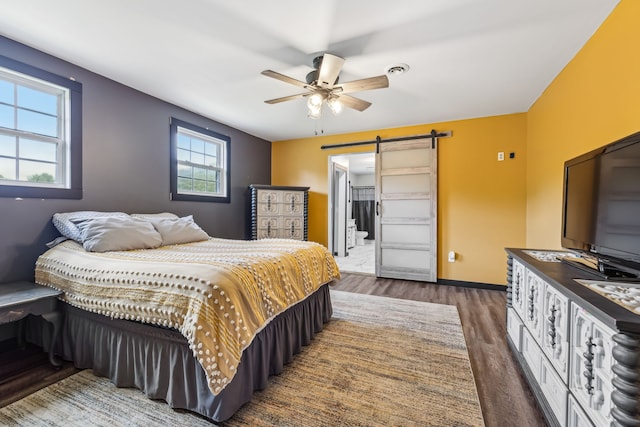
left=35, top=238, right=340, bottom=395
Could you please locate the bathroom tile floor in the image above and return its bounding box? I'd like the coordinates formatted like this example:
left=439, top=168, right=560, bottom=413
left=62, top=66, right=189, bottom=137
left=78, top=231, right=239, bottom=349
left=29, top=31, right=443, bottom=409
left=333, top=239, right=375, bottom=275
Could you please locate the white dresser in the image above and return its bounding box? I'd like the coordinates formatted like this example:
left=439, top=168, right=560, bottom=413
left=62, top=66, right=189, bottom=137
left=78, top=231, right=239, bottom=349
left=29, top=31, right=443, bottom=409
left=249, top=185, right=309, bottom=240
left=506, top=249, right=640, bottom=427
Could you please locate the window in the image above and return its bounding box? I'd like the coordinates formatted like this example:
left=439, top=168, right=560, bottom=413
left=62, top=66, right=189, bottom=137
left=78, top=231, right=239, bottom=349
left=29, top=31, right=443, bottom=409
left=170, top=118, right=230, bottom=203
left=0, top=55, right=82, bottom=199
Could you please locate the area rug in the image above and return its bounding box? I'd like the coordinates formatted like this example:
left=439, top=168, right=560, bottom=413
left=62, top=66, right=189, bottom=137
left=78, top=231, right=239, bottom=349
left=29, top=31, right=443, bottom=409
left=0, top=290, right=484, bottom=426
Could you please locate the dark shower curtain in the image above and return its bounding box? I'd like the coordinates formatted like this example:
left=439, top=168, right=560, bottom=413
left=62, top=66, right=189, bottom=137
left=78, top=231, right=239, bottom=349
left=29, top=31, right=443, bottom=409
left=351, top=186, right=375, bottom=240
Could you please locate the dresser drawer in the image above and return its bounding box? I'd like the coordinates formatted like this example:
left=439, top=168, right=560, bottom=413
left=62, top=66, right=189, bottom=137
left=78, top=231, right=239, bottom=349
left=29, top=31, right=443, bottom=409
left=256, top=189, right=282, bottom=204
left=511, top=260, right=527, bottom=320
left=282, top=202, right=304, bottom=216
left=542, top=283, right=570, bottom=383
left=282, top=190, right=305, bottom=204
left=507, top=308, right=523, bottom=352
left=521, top=328, right=541, bottom=382
left=524, top=270, right=545, bottom=344
left=569, top=302, right=615, bottom=427
left=567, top=395, right=594, bottom=427
left=279, top=227, right=304, bottom=240
left=279, top=216, right=304, bottom=239
left=281, top=191, right=305, bottom=215
left=539, top=355, right=567, bottom=425
left=257, top=217, right=304, bottom=239
left=257, top=216, right=280, bottom=239
left=257, top=201, right=281, bottom=215
left=256, top=227, right=279, bottom=239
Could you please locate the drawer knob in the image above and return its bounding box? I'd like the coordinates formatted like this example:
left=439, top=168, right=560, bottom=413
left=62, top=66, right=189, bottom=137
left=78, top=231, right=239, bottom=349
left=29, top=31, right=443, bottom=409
left=547, top=304, right=557, bottom=349
left=583, top=337, right=595, bottom=395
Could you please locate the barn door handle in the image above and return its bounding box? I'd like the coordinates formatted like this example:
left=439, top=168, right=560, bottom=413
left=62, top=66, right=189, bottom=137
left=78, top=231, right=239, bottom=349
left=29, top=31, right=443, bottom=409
left=376, top=201, right=379, bottom=216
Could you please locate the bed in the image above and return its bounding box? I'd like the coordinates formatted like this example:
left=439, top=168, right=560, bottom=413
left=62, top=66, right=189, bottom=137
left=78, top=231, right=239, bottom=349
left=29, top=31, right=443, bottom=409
left=33, top=211, right=340, bottom=422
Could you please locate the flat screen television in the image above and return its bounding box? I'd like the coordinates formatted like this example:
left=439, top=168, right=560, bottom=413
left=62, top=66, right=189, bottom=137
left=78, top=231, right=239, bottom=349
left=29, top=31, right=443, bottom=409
left=561, top=130, right=640, bottom=279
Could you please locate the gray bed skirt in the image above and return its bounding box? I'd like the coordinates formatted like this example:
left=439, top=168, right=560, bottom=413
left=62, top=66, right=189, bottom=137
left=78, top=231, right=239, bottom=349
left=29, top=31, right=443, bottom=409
left=51, top=283, right=332, bottom=422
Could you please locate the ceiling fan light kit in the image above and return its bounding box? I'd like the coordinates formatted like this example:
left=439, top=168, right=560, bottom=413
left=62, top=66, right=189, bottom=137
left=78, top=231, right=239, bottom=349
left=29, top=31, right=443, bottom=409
left=307, top=92, right=323, bottom=108
left=307, top=93, right=323, bottom=119
left=326, top=96, right=343, bottom=115
left=262, top=53, right=390, bottom=120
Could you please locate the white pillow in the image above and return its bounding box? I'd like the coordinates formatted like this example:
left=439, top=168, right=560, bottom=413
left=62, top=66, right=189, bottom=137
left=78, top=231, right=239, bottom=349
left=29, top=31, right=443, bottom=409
left=146, top=215, right=210, bottom=246
left=52, top=211, right=129, bottom=242
left=131, top=212, right=179, bottom=220
left=73, top=216, right=163, bottom=252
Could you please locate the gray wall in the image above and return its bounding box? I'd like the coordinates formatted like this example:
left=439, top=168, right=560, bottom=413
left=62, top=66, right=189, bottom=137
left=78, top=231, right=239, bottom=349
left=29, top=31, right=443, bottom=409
left=0, top=36, right=271, bottom=283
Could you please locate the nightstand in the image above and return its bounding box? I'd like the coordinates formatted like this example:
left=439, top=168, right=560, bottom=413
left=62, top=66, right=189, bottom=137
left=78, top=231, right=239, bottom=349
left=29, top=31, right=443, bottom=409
left=0, top=281, right=63, bottom=367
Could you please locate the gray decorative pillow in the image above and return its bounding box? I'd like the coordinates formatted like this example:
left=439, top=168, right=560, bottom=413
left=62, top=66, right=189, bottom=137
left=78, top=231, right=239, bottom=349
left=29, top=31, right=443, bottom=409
left=146, top=215, right=210, bottom=246
left=52, top=211, right=129, bottom=242
left=73, top=216, right=163, bottom=252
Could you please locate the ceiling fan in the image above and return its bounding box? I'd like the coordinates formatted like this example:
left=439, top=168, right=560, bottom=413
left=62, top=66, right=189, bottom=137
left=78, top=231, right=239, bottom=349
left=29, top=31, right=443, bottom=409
left=261, top=53, right=389, bottom=118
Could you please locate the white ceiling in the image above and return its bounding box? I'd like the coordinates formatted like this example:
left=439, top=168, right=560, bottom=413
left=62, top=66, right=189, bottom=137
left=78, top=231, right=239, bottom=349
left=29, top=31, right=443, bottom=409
left=0, top=0, right=619, bottom=142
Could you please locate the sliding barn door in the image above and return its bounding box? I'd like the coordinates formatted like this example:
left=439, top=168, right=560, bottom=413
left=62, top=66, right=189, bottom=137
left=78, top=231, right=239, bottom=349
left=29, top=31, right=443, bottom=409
left=375, top=138, right=437, bottom=282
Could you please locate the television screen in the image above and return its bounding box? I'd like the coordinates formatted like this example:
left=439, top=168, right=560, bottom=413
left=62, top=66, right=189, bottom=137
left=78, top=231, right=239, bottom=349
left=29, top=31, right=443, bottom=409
left=593, top=139, right=640, bottom=263
left=562, top=154, right=598, bottom=252
left=562, top=131, right=640, bottom=273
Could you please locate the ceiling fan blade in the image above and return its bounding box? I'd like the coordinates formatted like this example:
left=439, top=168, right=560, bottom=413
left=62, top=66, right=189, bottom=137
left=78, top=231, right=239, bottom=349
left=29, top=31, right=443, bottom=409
left=316, top=53, right=345, bottom=89
left=261, top=70, right=309, bottom=89
left=338, top=94, right=372, bottom=112
left=264, top=93, right=309, bottom=104
left=334, top=75, right=389, bottom=94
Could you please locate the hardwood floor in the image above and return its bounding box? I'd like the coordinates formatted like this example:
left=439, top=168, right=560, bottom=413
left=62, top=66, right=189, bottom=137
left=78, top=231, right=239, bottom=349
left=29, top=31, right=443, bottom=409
left=0, top=274, right=546, bottom=426
left=0, top=341, right=78, bottom=408
left=331, top=272, right=548, bottom=427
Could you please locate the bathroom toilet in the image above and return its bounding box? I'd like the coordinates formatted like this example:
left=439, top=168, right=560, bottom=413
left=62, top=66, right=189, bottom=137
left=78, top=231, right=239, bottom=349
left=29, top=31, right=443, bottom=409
left=355, top=230, right=368, bottom=246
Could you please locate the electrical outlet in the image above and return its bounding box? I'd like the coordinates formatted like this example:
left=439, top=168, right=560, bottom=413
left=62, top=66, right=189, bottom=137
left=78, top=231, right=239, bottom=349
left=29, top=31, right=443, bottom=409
left=498, top=152, right=504, bottom=161
left=448, top=251, right=456, bottom=263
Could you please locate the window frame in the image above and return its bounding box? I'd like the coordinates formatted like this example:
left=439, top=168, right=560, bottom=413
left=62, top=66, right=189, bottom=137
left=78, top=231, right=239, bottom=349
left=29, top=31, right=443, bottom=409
left=169, top=117, right=231, bottom=203
left=0, top=55, right=82, bottom=199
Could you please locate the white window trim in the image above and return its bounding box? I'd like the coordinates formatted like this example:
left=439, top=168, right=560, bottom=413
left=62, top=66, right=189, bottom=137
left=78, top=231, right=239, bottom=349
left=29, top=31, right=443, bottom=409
left=0, top=55, right=82, bottom=199
left=176, top=125, right=227, bottom=198
left=170, top=117, right=231, bottom=203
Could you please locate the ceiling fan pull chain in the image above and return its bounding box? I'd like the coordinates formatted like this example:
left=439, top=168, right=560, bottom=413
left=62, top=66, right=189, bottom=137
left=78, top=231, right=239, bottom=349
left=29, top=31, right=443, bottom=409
left=314, top=116, right=325, bottom=136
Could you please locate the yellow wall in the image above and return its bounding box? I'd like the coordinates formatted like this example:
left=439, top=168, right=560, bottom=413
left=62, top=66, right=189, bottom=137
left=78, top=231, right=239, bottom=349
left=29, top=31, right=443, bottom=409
left=526, top=0, right=640, bottom=249
left=272, top=114, right=527, bottom=285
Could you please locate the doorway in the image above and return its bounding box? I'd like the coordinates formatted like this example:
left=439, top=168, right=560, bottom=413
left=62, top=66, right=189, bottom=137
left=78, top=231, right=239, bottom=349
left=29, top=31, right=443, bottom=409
left=331, top=163, right=348, bottom=257
left=328, top=152, right=376, bottom=274
left=327, top=135, right=439, bottom=281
